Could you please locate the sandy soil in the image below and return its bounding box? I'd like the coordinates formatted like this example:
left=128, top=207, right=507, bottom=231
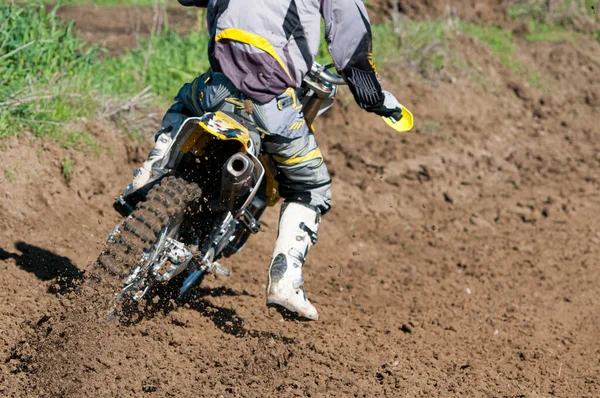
left=1, top=2, right=599, bottom=397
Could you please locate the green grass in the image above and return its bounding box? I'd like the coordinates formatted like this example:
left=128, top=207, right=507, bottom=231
left=526, top=21, right=581, bottom=41
left=458, top=23, right=516, bottom=68
left=4, top=169, right=16, bottom=183
left=508, top=0, right=598, bottom=41
left=421, top=119, right=442, bottom=133
left=584, top=0, right=598, bottom=11
left=461, top=0, right=600, bottom=86
left=526, top=70, right=543, bottom=88
left=0, top=4, right=97, bottom=141
left=508, top=0, right=548, bottom=22
left=1, top=2, right=211, bottom=145
left=508, top=0, right=597, bottom=24
left=457, top=22, right=546, bottom=88
left=98, top=30, right=211, bottom=97
left=36, top=146, right=45, bottom=162
left=315, top=19, right=450, bottom=76
left=61, top=156, right=74, bottom=181
left=372, top=19, right=450, bottom=76
left=316, top=18, right=450, bottom=76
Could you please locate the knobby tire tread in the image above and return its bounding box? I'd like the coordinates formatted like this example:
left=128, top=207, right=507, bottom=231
left=95, top=176, right=201, bottom=279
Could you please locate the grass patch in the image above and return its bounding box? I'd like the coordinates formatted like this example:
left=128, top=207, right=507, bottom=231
left=1, top=2, right=211, bottom=144
left=0, top=3, right=97, bottom=140
left=508, top=0, right=597, bottom=26
left=60, top=131, right=101, bottom=154
left=98, top=29, right=210, bottom=98
left=508, top=0, right=598, bottom=42
left=458, top=22, right=545, bottom=89
left=372, top=19, right=450, bottom=77
left=421, top=119, right=442, bottom=133
left=61, top=157, right=74, bottom=182
left=470, top=73, right=491, bottom=89
left=4, top=168, right=16, bottom=183
left=458, top=23, right=516, bottom=68
left=526, top=21, right=581, bottom=41
left=36, top=146, right=45, bottom=162
left=526, top=70, right=544, bottom=88
left=316, top=18, right=450, bottom=77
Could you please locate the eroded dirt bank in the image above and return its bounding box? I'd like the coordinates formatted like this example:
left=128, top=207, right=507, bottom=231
left=1, top=3, right=600, bottom=397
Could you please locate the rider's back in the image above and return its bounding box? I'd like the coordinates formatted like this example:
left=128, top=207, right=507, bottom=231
left=184, top=0, right=391, bottom=121
left=207, top=0, right=322, bottom=102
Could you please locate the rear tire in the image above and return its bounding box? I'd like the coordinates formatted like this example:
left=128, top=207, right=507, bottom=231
left=96, top=176, right=201, bottom=279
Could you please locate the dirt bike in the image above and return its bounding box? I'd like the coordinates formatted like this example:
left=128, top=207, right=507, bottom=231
left=97, top=62, right=413, bottom=310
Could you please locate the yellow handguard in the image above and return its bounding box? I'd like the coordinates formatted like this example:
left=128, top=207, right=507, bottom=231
left=382, top=106, right=414, bottom=133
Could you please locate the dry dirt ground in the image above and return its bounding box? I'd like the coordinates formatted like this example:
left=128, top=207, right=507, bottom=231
left=1, top=3, right=600, bottom=397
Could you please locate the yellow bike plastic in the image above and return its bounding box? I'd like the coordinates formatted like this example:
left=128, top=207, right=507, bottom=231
left=382, top=106, right=414, bottom=133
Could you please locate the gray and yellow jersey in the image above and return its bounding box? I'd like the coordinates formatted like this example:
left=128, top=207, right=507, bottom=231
left=178, top=0, right=385, bottom=110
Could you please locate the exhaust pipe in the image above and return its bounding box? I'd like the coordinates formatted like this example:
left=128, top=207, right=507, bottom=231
left=220, top=153, right=254, bottom=211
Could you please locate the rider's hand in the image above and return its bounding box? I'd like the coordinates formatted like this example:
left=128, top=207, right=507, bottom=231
left=372, top=91, right=403, bottom=121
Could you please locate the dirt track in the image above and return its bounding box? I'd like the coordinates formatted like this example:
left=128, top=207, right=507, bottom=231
left=2, top=3, right=600, bottom=397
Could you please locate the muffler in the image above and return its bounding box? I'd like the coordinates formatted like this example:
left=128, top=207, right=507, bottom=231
left=220, top=153, right=255, bottom=211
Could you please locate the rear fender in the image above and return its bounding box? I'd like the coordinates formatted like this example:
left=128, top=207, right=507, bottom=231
left=165, top=117, right=204, bottom=170
left=167, top=112, right=257, bottom=170
left=167, top=112, right=265, bottom=216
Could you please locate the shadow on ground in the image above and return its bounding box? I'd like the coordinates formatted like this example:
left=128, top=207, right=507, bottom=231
left=0, top=241, right=84, bottom=294
left=118, top=281, right=295, bottom=343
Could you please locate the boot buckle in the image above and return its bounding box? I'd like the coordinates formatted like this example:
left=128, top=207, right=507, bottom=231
left=299, top=222, right=318, bottom=244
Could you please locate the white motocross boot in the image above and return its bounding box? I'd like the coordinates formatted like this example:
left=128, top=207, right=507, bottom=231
left=267, top=202, right=320, bottom=321
left=122, top=131, right=173, bottom=197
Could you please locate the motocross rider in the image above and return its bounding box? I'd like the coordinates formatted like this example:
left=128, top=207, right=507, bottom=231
left=124, top=0, right=404, bottom=320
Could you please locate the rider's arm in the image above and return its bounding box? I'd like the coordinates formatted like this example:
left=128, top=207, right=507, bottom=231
left=178, top=0, right=208, bottom=7
left=321, top=0, right=385, bottom=113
